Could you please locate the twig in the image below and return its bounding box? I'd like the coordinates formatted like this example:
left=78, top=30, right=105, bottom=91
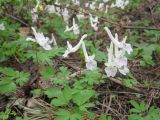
left=108, top=78, right=143, bottom=93
left=5, top=13, right=29, bottom=26
left=122, top=25, right=160, bottom=31
left=57, top=58, right=80, bottom=71
left=105, top=95, right=112, bottom=115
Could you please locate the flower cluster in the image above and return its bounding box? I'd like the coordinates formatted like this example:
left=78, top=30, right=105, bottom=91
left=26, top=0, right=132, bottom=77
left=104, top=27, right=133, bottom=77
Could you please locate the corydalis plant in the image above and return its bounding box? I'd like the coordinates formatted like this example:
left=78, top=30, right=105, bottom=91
left=82, top=41, right=97, bottom=70
left=63, top=34, right=97, bottom=71
left=89, top=14, right=99, bottom=31
left=63, top=34, right=87, bottom=58
left=26, top=27, right=57, bottom=50
left=64, top=18, right=80, bottom=35
left=104, top=27, right=132, bottom=77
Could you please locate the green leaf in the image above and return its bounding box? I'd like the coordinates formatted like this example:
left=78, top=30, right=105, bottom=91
left=51, top=87, right=72, bottom=106
left=130, top=100, right=141, bottom=113
left=79, top=103, right=95, bottom=111
left=44, top=87, right=61, bottom=98
left=72, top=89, right=96, bottom=106
left=123, top=79, right=137, bottom=87
left=40, top=66, right=55, bottom=80
left=54, top=67, right=70, bottom=86
left=0, top=67, right=16, bottom=77
left=100, top=114, right=112, bottom=120
left=25, top=47, right=64, bottom=64
left=95, top=50, right=106, bottom=62
left=128, top=114, right=143, bottom=120
left=140, top=101, right=149, bottom=111
left=0, top=82, right=16, bottom=93
left=82, top=70, right=101, bottom=85
left=51, top=96, right=68, bottom=106
left=15, top=72, right=30, bottom=86
left=55, top=109, right=70, bottom=120
left=31, top=89, right=43, bottom=95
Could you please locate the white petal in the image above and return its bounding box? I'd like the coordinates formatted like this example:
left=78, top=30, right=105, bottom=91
left=85, top=3, right=89, bottom=7
left=123, top=43, right=133, bottom=54
left=105, top=66, right=117, bottom=77
left=62, top=8, right=69, bottom=23
left=30, top=27, right=52, bottom=50
left=118, top=66, right=129, bottom=75
left=82, top=41, right=89, bottom=61
left=73, top=18, right=80, bottom=35
left=62, top=34, right=87, bottom=58
left=114, top=56, right=127, bottom=68
left=86, top=59, right=97, bottom=70
left=107, top=42, right=114, bottom=64
left=72, top=34, right=87, bottom=52
left=26, top=37, right=36, bottom=42
left=46, top=5, right=56, bottom=13
left=51, top=33, right=57, bottom=46
left=43, top=44, right=52, bottom=50
left=63, top=50, right=70, bottom=58
left=64, top=25, right=73, bottom=32
left=104, top=27, right=122, bottom=47
left=0, top=23, right=5, bottom=30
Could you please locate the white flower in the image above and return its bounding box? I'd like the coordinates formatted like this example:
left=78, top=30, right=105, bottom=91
left=119, top=65, right=129, bottom=75
left=90, top=2, right=96, bottom=10
left=63, top=34, right=87, bottom=58
left=30, top=0, right=40, bottom=22
left=103, top=0, right=109, bottom=3
left=31, top=8, right=38, bottom=22
left=72, top=0, right=80, bottom=6
left=105, top=5, right=109, bottom=13
left=85, top=2, right=89, bottom=7
left=82, top=42, right=97, bottom=70
left=0, top=23, right=5, bottom=31
left=64, top=25, right=73, bottom=32
left=51, top=33, right=58, bottom=47
left=89, top=14, right=99, bottom=31
left=104, top=42, right=117, bottom=77
left=72, top=18, right=80, bottom=35
left=26, top=27, right=53, bottom=50
left=46, top=5, right=56, bottom=13
left=64, top=18, right=80, bottom=35
left=105, top=66, right=117, bottom=77
left=98, top=3, right=104, bottom=11
left=54, top=0, right=61, bottom=16
left=62, top=8, right=69, bottom=23
left=111, top=0, right=129, bottom=9
left=76, top=14, right=87, bottom=20
left=26, top=37, right=36, bottom=42
left=104, top=27, right=133, bottom=54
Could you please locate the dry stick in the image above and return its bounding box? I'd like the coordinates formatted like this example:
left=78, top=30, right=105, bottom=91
left=109, top=78, right=143, bottom=93
left=122, top=25, right=160, bottom=31
left=5, top=13, right=29, bottom=26
left=105, top=94, right=112, bottom=115
left=54, top=4, right=160, bottom=31
left=57, top=58, right=80, bottom=71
